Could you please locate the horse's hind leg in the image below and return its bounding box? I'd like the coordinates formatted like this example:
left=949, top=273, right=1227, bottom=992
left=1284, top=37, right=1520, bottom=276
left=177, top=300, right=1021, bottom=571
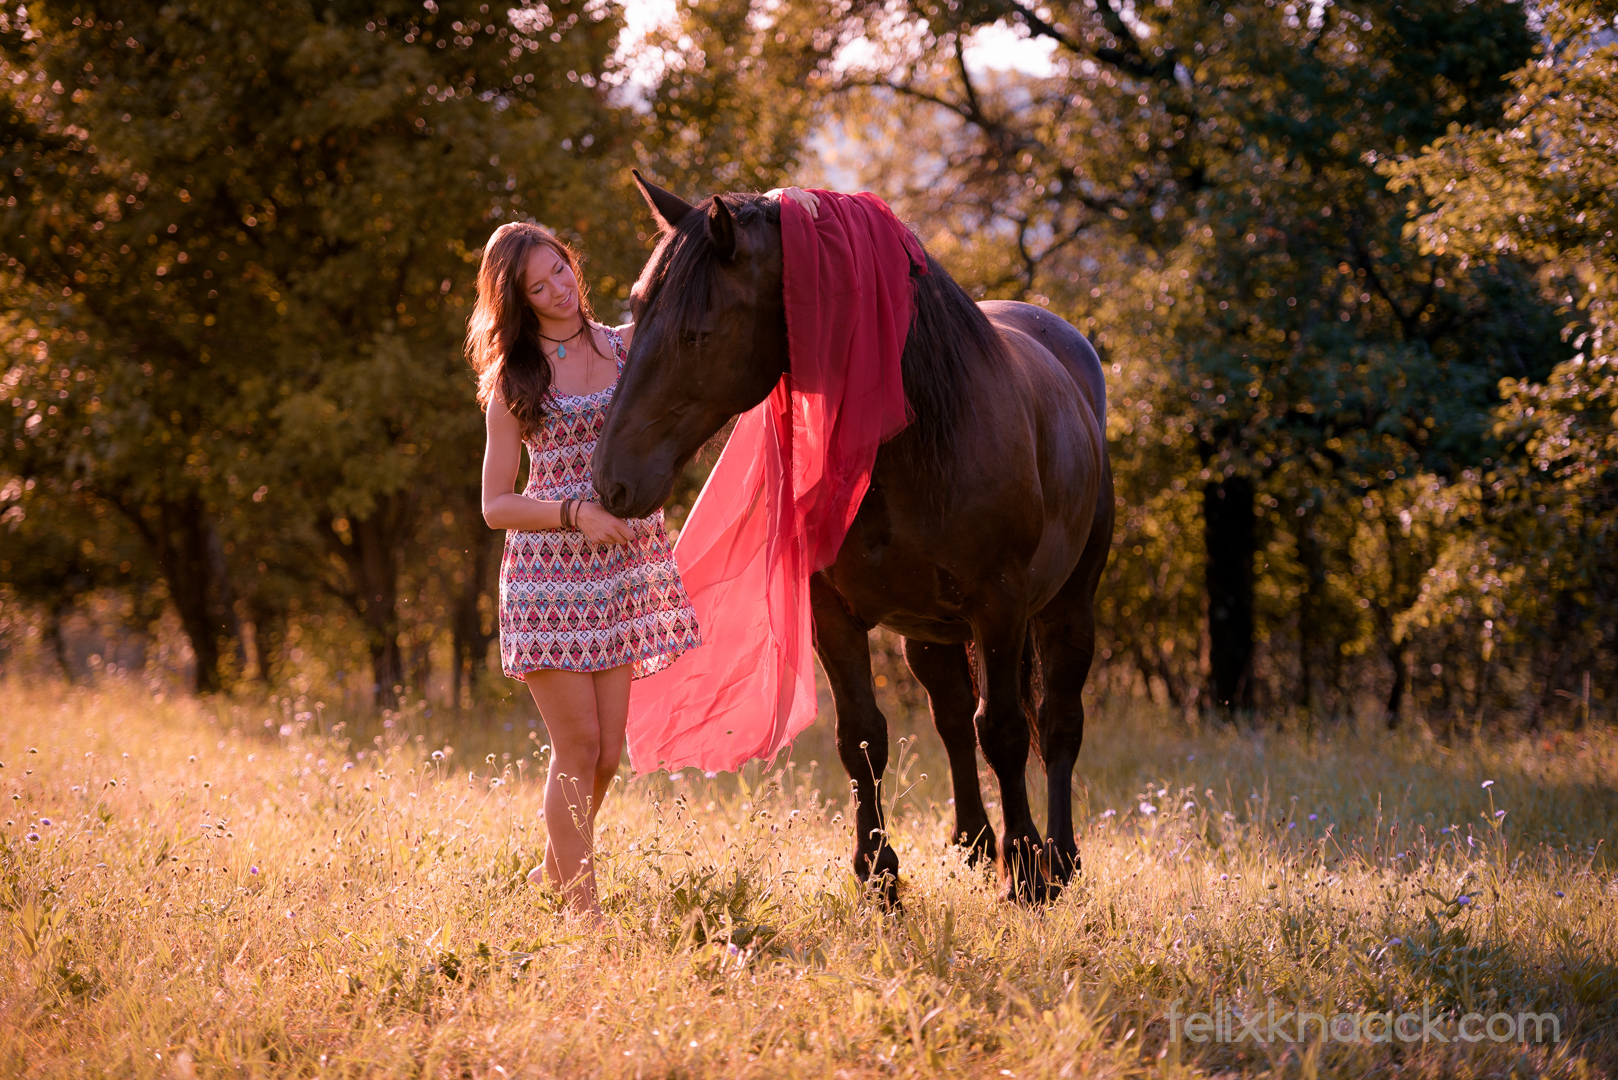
left=1033, top=591, right=1098, bottom=896
left=902, top=638, right=996, bottom=868
left=810, top=573, right=899, bottom=904
left=971, top=603, right=1047, bottom=903
left=1036, top=492, right=1113, bottom=895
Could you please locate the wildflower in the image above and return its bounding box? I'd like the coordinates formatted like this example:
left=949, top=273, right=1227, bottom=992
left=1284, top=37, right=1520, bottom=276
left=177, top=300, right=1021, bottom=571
left=1391, top=937, right=1403, bottom=946
left=1441, top=826, right=1451, bottom=834
left=432, top=750, right=445, bottom=761
left=1554, top=890, right=1565, bottom=898
left=1182, top=800, right=1196, bottom=811
left=1287, top=822, right=1296, bottom=830
left=1308, top=813, right=1318, bottom=821
left=342, top=762, right=354, bottom=772
left=1187, top=754, right=1196, bottom=762
left=39, top=817, right=52, bottom=827
left=249, top=866, right=259, bottom=875
left=705, top=771, right=718, bottom=779
left=25, top=832, right=39, bottom=842
left=1481, top=779, right=1495, bottom=789
left=1495, top=809, right=1506, bottom=818
left=1139, top=802, right=1157, bottom=816
left=278, top=724, right=293, bottom=737
left=1219, top=874, right=1229, bottom=881
left=1456, top=895, right=1471, bottom=905
left=1102, top=808, right=1116, bottom=818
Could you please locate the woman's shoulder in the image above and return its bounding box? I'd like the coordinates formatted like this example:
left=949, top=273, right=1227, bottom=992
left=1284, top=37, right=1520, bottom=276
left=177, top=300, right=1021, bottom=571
left=592, top=320, right=629, bottom=356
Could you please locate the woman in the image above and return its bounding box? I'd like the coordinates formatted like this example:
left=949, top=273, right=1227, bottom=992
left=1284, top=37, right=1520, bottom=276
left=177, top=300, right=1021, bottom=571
left=466, top=188, right=817, bottom=919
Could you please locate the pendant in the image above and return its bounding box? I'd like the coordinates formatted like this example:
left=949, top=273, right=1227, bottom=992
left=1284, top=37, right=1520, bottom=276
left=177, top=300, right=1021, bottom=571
left=557, top=344, right=566, bottom=359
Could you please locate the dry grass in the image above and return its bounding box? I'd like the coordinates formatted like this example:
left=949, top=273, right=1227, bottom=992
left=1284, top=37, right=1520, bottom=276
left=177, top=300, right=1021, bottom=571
left=2, top=676, right=1617, bottom=1078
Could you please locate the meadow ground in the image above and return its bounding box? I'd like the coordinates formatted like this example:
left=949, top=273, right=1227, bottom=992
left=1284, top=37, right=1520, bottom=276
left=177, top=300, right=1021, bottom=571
left=2, top=676, right=1616, bottom=1079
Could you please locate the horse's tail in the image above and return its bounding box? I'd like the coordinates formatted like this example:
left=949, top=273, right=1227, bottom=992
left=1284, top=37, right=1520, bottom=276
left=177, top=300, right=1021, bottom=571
left=963, top=631, right=1046, bottom=765
left=1022, top=625, right=1045, bottom=764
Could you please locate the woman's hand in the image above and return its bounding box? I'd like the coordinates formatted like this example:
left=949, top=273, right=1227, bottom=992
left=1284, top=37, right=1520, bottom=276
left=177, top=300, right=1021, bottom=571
left=769, top=186, right=821, bottom=218
left=576, top=501, right=635, bottom=546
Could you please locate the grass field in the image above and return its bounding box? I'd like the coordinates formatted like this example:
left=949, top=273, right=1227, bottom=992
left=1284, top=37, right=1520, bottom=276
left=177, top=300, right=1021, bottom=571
left=3, top=676, right=1616, bottom=1078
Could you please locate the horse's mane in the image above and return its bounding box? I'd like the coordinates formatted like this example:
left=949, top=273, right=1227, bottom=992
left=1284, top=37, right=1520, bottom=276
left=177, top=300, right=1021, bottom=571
left=646, top=192, right=1004, bottom=467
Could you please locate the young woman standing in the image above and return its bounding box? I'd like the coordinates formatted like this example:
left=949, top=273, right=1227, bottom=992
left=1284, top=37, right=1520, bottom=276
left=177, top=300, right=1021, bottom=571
left=466, top=190, right=816, bottom=918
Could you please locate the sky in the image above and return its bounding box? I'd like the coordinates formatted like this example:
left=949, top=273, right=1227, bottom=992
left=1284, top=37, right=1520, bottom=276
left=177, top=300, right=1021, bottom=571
left=616, top=0, right=1059, bottom=79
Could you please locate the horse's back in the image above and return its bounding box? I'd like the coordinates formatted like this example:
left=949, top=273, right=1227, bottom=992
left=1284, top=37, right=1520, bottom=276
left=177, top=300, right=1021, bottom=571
left=979, top=301, right=1106, bottom=427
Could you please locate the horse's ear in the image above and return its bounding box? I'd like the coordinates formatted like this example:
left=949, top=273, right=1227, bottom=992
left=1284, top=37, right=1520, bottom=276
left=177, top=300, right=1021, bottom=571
left=633, top=169, right=696, bottom=231
left=707, top=196, right=737, bottom=261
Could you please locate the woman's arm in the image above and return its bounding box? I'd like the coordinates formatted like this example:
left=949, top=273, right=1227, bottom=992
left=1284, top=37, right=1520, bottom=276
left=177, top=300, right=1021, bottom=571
left=482, top=394, right=562, bottom=531
left=481, top=393, right=634, bottom=543
left=767, top=186, right=821, bottom=218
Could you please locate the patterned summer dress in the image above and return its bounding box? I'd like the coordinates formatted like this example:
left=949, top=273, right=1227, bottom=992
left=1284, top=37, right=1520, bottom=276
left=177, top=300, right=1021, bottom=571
left=499, top=328, right=701, bottom=679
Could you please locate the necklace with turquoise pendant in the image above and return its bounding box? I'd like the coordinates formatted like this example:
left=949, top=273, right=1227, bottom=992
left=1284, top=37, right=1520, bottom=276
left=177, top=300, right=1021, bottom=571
left=540, top=322, right=585, bottom=360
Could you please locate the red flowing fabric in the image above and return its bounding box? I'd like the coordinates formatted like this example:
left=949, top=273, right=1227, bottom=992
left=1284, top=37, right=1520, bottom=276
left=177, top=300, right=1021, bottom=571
left=624, top=191, right=926, bottom=774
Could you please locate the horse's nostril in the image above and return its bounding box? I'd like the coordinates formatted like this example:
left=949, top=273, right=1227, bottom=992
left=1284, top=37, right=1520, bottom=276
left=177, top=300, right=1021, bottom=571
left=605, top=481, right=630, bottom=514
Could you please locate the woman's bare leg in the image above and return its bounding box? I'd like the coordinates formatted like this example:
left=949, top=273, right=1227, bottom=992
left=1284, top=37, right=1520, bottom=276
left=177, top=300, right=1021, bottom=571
left=524, top=669, right=604, bottom=913
left=588, top=665, right=632, bottom=829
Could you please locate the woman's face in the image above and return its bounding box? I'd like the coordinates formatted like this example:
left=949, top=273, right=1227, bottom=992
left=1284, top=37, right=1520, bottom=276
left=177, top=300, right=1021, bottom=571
left=521, top=245, right=579, bottom=323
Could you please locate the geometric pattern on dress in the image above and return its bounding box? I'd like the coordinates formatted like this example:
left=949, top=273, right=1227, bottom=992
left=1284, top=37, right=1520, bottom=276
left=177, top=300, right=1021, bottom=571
left=499, top=328, right=702, bottom=680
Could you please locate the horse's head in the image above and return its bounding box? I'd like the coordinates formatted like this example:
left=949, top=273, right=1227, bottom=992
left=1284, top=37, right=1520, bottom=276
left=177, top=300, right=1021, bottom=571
left=593, top=172, right=789, bottom=520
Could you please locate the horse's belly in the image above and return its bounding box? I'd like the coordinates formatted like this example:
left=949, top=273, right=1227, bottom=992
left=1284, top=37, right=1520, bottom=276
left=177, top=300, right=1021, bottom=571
left=875, top=611, right=975, bottom=645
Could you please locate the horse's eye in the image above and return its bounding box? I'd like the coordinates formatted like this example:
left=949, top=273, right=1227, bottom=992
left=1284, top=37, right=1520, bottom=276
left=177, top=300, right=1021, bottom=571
left=680, top=329, right=711, bottom=347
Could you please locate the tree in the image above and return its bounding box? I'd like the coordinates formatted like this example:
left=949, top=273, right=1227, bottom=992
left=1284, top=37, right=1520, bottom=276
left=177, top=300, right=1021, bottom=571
left=1387, top=0, right=1618, bottom=724
left=1, top=0, right=632, bottom=699
left=803, top=0, right=1564, bottom=714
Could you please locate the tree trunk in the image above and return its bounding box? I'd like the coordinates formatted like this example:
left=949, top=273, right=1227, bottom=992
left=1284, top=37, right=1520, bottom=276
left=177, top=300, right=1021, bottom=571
left=449, top=485, right=501, bottom=709
left=1296, top=505, right=1323, bottom=715
left=325, top=495, right=410, bottom=710
left=47, top=600, right=74, bottom=681
left=1204, top=474, right=1256, bottom=713
left=248, top=592, right=285, bottom=685
left=452, top=523, right=501, bottom=708
left=1384, top=645, right=1407, bottom=728
left=120, top=493, right=240, bottom=694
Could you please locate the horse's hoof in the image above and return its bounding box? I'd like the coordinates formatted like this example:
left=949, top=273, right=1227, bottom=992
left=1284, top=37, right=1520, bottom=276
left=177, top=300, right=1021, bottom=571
left=954, top=829, right=997, bottom=870
left=1003, top=872, right=1054, bottom=905
left=1000, top=836, right=1058, bottom=904
left=870, top=872, right=902, bottom=912
left=1047, top=844, right=1081, bottom=888
left=855, top=847, right=902, bottom=910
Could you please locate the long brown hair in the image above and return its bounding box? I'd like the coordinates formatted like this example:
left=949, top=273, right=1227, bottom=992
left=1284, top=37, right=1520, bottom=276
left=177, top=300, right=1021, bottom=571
left=465, top=222, right=605, bottom=437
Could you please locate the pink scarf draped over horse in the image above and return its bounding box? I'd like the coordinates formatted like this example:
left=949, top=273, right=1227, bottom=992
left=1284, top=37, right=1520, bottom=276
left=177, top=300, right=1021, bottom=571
left=624, top=191, right=927, bottom=774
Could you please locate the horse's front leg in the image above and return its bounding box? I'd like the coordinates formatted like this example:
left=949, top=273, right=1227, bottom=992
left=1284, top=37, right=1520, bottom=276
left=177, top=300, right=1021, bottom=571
left=972, top=604, right=1047, bottom=903
left=810, top=573, right=899, bottom=905
left=903, top=637, right=996, bottom=868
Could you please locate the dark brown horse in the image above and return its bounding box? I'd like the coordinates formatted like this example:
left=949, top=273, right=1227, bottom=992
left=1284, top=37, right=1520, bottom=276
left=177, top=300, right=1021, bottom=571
left=595, top=175, right=1113, bottom=901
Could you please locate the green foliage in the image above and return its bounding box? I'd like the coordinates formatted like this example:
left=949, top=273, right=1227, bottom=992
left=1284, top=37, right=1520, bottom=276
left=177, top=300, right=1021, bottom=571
left=1386, top=0, right=1618, bottom=722
left=798, top=0, right=1576, bottom=718
left=0, top=2, right=694, bottom=698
